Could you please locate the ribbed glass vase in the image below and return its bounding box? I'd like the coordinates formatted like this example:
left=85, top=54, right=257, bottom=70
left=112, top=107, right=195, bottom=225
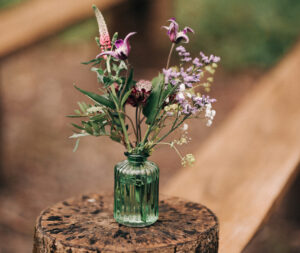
left=114, top=153, right=159, bottom=227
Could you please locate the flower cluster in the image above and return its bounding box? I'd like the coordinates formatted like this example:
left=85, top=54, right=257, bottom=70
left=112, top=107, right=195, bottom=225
left=69, top=6, right=221, bottom=167
left=127, top=80, right=152, bottom=107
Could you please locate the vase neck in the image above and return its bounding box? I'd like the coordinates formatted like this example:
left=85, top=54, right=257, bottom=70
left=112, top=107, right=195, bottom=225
left=125, top=153, right=148, bottom=166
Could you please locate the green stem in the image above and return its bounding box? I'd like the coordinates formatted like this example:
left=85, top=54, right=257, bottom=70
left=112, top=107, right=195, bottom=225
left=135, top=106, right=139, bottom=145
left=166, top=43, right=175, bottom=69
left=119, top=111, right=137, bottom=140
left=138, top=106, right=142, bottom=143
left=118, top=111, right=131, bottom=150
left=150, top=114, right=190, bottom=149
left=106, top=55, right=111, bottom=74
left=111, top=86, right=131, bottom=151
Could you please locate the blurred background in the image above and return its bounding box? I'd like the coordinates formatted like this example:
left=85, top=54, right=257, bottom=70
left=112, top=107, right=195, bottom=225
left=0, top=0, right=299, bottom=252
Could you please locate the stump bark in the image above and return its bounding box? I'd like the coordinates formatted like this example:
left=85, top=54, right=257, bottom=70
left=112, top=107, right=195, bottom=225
left=33, top=193, right=218, bottom=252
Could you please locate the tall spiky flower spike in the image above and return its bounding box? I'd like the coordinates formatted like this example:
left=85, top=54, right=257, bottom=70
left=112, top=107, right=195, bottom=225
left=92, top=5, right=111, bottom=53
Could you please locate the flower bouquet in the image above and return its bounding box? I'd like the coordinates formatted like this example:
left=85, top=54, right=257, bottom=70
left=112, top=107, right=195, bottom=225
left=68, top=6, right=220, bottom=227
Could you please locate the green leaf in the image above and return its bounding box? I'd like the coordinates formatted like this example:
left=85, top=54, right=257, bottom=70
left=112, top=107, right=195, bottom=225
left=95, top=37, right=101, bottom=47
left=91, top=122, right=100, bottom=134
left=83, top=122, right=93, bottom=135
left=66, top=115, right=86, bottom=118
left=71, top=123, right=85, bottom=130
left=111, top=32, right=118, bottom=45
left=90, top=114, right=106, bottom=121
left=81, top=58, right=101, bottom=65
left=74, top=85, right=115, bottom=109
left=125, top=69, right=134, bottom=90
left=103, top=76, right=114, bottom=87
left=74, top=109, right=81, bottom=115
left=161, top=83, right=176, bottom=105
left=110, top=131, right=121, bottom=142
left=143, top=74, right=164, bottom=125
left=78, top=102, right=86, bottom=113
left=91, top=67, right=105, bottom=83
left=121, top=89, right=132, bottom=107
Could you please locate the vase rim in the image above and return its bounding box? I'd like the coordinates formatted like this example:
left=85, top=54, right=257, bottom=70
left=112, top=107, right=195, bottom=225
left=124, top=152, right=149, bottom=164
left=124, top=152, right=149, bottom=158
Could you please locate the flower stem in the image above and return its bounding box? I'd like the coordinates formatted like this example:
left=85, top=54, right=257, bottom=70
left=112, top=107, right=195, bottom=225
left=150, top=114, right=190, bottom=149
left=106, top=55, right=111, bottom=74
left=135, top=106, right=139, bottom=145
left=166, top=43, right=175, bottom=69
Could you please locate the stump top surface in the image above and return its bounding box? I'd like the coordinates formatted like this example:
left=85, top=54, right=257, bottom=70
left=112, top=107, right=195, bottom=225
left=35, top=193, right=218, bottom=252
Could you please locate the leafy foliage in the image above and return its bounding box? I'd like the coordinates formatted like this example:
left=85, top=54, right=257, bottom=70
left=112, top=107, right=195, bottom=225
left=68, top=6, right=219, bottom=166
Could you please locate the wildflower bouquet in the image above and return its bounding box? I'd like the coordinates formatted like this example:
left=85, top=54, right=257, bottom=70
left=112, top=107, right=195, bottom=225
left=69, top=6, right=220, bottom=167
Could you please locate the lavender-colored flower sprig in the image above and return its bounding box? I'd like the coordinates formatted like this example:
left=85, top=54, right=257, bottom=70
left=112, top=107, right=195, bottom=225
left=69, top=6, right=220, bottom=167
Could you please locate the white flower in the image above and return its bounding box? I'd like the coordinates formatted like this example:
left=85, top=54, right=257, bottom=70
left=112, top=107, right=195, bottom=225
left=87, top=106, right=104, bottom=114
left=179, top=83, right=186, bottom=92
left=176, top=92, right=185, bottom=102
left=181, top=123, right=188, bottom=131
left=181, top=153, right=195, bottom=167
left=206, top=119, right=213, bottom=127
left=204, top=103, right=216, bottom=127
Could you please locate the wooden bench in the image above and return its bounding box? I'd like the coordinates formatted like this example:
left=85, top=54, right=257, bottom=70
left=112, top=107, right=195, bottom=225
left=164, top=42, right=300, bottom=252
left=0, top=0, right=124, bottom=58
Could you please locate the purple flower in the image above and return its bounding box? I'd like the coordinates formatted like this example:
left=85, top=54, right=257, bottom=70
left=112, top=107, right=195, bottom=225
left=97, top=32, right=136, bottom=60
left=162, top=18, right=194, bottom=44
left=200, top=52, right=221, bottom=64
left=193, top=95, right=216, bottom=107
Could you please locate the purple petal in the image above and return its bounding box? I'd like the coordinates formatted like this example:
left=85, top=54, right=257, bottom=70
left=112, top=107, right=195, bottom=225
left=175, top=31, right=190, bottom=43
left=183, top=27, right=194, bottom=34
left=123, top=32, right=137, bottom=55
left=162, top=26, right=170, bottom=30
left=96, top=51, right=118, bottom=59
left=115, top=39, right=124, bottom=49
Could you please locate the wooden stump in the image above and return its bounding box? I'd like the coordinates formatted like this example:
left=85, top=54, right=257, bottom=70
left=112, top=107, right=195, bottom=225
left=33, top=193, right=218, bottom=252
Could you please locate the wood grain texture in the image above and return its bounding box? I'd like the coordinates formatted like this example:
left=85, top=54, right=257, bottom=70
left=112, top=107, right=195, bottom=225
left=33, top=193, right=219, bottom=252
left=164, top=42, right=300, bottom=253
left=0, top=0, right=124, bottom=58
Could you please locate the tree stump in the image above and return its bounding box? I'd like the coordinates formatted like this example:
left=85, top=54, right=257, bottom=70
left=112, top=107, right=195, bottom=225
left=33, top=193, right=219, bottom=252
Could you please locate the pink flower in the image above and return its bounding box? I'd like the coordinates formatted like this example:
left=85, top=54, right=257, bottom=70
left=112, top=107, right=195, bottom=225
left=93, top=5, right=111, bottom=53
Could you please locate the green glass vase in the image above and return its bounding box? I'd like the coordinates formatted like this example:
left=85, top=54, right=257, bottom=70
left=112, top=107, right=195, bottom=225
left=114, top=153, right=159, bottom=227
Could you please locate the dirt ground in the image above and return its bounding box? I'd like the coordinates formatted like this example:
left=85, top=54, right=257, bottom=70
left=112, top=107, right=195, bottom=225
left=0, top=37, right=298, bottom=252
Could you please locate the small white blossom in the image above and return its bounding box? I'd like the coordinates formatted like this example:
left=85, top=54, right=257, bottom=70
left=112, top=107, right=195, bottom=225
left=179, top=83, right=186, bottom=92
left=181, top=153, right=195, bottom=167
left=176, top=92, right=185, bottom=102
left=206, top=119, right=213, bottom=127
left=204, top=103, right=216, bottom=127
left=181, top=123, right=189, bottom=131
left=87, top=106, right=104, bottom=114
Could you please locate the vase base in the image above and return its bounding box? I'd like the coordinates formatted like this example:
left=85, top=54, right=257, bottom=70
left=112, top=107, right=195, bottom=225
left=114, top=215, right=158, bottom=227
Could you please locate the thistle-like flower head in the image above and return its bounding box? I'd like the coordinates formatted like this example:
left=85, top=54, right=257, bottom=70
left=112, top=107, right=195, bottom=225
left=127, top=80, right=152, bottom=107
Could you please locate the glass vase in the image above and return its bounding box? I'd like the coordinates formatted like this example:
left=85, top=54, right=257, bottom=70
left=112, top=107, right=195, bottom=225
left=114, top=153, right=159, bottom=227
